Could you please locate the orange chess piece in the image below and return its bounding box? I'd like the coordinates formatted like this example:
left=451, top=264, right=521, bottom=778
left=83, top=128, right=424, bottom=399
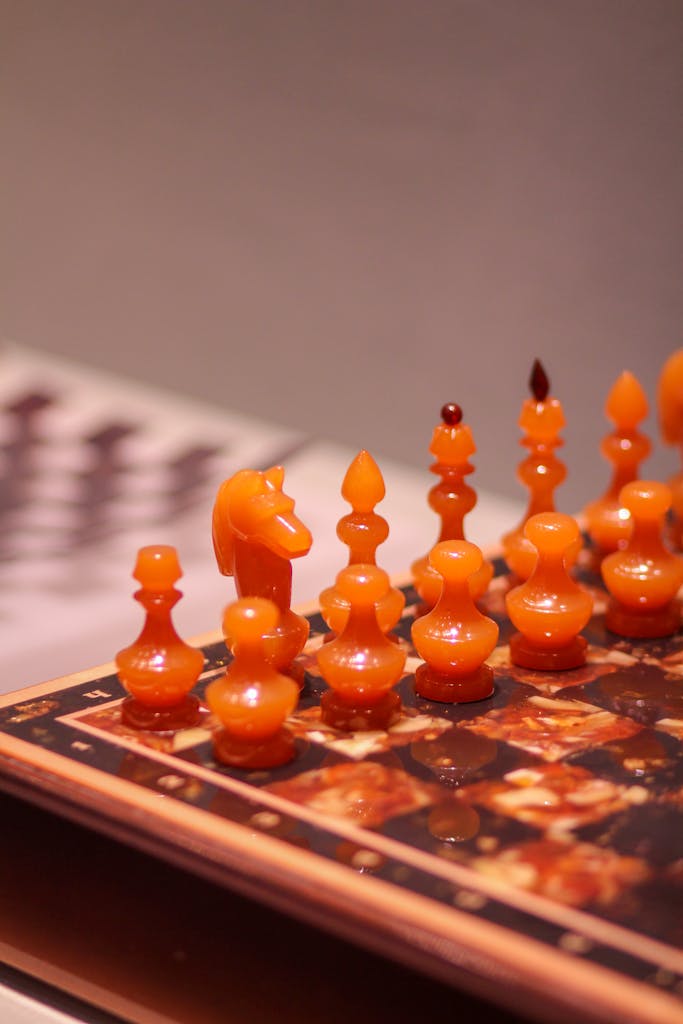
left=116, top=546, right=204, bottom=730
left=206, top=598, right=299, bottom=768
left=212, top=466, right=312, bottom=680
left=584, top=371, right=651, bottom=556
left=412, top=403, right=493, bottom=608
left=317, top=565, right=406, bottom=731
left=506, top=514, right=594, bottom=670
left=658, top=350, right=683, bottom=548
left=411, top=541, right=498, bottom=703
left=602, top=481, right=683, bottom=638
left=319, top=450, right=404, bottom=635
left=502, top=361, right=580, bottom=580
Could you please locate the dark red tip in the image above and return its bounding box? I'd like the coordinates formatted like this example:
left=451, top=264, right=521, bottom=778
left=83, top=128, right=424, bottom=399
left=529, top=359, right=549, bottom=401
left=441, top=403, right=463, bottom=426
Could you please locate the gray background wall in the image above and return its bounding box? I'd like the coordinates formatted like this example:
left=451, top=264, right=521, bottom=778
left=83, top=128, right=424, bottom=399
left=2, top=0, right=682, bottom=511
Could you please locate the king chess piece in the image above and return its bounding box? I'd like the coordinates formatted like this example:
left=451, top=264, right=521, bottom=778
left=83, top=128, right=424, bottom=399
left=319, top=450, right=404, bottom=636
left=116, top=546, right=204, bottom=730
left=411, top=541, right=499, bottom=703
left=212, top=465, right=312, bottom=682
left=206, top=598, right=299, bottom=768
left=506, top=514, right=593, bottom=670
left=317, top=564, right=406, bottom=732
left=602, top=481, right=683, bottom=638
left=411, top=403, right=493, bottom=610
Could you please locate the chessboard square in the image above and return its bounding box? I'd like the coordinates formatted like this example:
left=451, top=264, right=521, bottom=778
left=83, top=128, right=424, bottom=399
left=264, top=760, right=442, bottom=828
left=568, top=727, right=683, bottom=793
left=575, top=804, right=683, bottom=870
left=395, top=726, right=536, bottom=789
left=457, top=762, right=646, bottom=834
left=74, top=702, right=214, bottom=755
left=471, top=838, right=651, bottom=909
left=461, top=694, right=643, bottom=762
left=287, top=704, right=453, bottom=760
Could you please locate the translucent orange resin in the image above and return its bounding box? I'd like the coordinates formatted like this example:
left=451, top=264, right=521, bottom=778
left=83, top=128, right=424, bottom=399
left=411, top=540, right=498, bottom=702
left=116, top=545, right=204, bottom=730
left=412, top=404, right=493, bottom=608
left=319, top=450, right=404, bottom=635
left=658, top=350, right=683, bottom=548
left=584, top=371, right=651, bottom=555
left=206, top=598, right=299, bottom=768
left=602, top=481, right=683, bottom=638
left=502, top=361, right=579, bottom=580
left=506, top=514, right=593, bottom=670
left=317, top=565, right=406, bottom=731
left=212, top=466, right=312, bottom=677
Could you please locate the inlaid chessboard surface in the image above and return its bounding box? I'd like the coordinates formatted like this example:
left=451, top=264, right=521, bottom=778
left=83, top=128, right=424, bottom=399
left=0, top=556, right=681, bottom=1024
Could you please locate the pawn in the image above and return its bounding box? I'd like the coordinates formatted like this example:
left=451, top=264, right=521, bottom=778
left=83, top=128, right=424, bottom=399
left=116, top=546, right=204, bottom=731
left=411, top=541, right=499, bottom=703
left=205, top=598, right=299, bottom=768
left=319, top=450, right=404, bottom=635
left=506, top=514, right=594, bottom=670
left=317, top=564, right=406, bottom=731
left=602, top=482, right=683, bottom=638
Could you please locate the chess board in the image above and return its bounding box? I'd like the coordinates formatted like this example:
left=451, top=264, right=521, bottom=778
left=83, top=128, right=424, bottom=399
left=0, top=556, right=681, bottom=1024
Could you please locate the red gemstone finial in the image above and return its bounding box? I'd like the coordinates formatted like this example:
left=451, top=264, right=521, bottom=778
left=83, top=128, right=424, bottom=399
left=530, top=360, right=550, bottom=402
left=441, top=403, right=463, bottom=426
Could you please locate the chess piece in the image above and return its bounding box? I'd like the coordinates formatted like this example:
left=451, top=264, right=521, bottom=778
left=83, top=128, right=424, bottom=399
left=503, top=361, right=579, bottom=580
left=506, top=514, right=593, bottom=670
left=117, top=546, right=204, bottom=730
left=658, top=349, right=683, bottom=548
left=319, top=450, right=404, bottom=635
left=584, top=371, right=651, bottom=556
left=206, top=598, right=299, bottom=768
left=411, top=541, right=498, bottom=702
left=212, top=466, right=312, bottom=680
left=412, top=403, right=493, bottom=609
left=317, top=564, right=406, bottom=731
left=602, top=481, right=683, bottom=638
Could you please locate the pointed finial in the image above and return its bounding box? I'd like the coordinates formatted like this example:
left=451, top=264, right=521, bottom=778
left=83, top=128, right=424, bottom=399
left=341, top=450, right=385, bottom=513
left=530, top=359, right=550, bottom=402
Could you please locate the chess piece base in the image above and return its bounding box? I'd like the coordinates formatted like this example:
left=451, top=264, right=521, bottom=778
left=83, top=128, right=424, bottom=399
left=414, top=663, right=494, bottom=704
left=213, top=726, right=296, bottom=769
left=605, top=598, right=680, bottom=639
left=121, top=694, right=201, bottom=732
left=320, top=689, right=401, bottom=732
left=509, top=632, right=587, bottom=671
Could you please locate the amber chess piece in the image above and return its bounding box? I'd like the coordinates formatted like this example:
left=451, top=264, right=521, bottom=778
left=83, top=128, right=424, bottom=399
left=317, top=564, right=406, bottom=731
left=658, top=349, right=683, bottom=548
left=411, top=541, right=499, bottom=703
left=506, top=514, right=594, bottom=670
left=502, top=360, right=579, bottom=581
left=319, top=450, right=404, bottom=635
left=411, top=403, right=493, bottom=609
left=602, top=481, right=683, bottom=638
left=212, top=466, right=313, bottom=680
left=584, top=371, right=651, bottom=557
left=206, top=598, right=299, bottom=768
left=116, top=546, right=204, bottom=730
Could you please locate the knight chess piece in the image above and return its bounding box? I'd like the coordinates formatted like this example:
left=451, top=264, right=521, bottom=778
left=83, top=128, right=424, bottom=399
left=212, top=465, right=312, bottom=681
left=116, top=545, right=204, bottom=730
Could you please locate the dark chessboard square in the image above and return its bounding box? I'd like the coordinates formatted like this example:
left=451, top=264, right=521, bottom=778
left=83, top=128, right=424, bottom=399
left=575, top=803, right=683, bottom=870
left=576, top=663, right=683, bottom=727
left=390, top=727, right=535, bottom=789
left=568, top=727, right=683, bottom=792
